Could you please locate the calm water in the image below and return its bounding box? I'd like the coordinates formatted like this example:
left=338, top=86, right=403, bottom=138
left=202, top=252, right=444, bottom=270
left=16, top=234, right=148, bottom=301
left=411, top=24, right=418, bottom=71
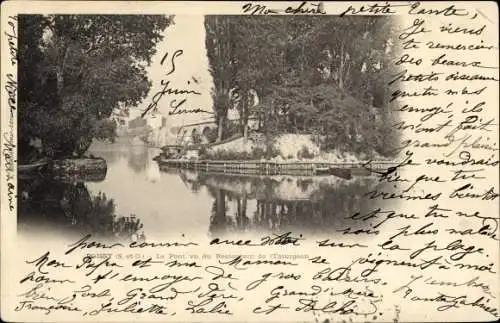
left=18, top=139, right=385, bottom=241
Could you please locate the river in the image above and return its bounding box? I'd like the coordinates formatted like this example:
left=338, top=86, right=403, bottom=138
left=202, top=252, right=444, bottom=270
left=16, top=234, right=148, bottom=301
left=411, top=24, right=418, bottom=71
left=18, top=139, right=386, bottom=242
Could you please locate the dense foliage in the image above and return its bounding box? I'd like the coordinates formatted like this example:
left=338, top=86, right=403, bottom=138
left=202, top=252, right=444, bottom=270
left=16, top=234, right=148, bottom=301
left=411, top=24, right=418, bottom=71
left=205, top=15, right=401, bottom=157
left=18, top=15, right=172, bottom=161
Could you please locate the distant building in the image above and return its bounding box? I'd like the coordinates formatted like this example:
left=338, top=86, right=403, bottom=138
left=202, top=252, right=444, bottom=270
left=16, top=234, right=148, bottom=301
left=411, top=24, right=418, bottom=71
left=145, top=112, right=164, bottom=129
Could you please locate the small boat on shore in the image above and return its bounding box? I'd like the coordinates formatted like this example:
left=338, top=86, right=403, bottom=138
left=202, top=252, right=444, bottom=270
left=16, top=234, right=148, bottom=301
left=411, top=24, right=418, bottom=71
left=314, top=167, right=330, bottom=175
left=18, top=159, right=48, bottom=174
left=314, top=166, right=352, bottom=179
left=329, top=167, right=352, bottom=180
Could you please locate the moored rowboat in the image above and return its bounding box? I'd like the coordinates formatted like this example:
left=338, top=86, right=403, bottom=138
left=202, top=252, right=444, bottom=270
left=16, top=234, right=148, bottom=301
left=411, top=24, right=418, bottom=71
left=329, top=167, right=352, bottom=180
left=18, top=160, right=48, bottom=173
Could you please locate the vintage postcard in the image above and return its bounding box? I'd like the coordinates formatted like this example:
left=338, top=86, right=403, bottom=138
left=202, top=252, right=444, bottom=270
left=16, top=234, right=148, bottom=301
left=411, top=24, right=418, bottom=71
left=1, top=1, right=499, bottom=322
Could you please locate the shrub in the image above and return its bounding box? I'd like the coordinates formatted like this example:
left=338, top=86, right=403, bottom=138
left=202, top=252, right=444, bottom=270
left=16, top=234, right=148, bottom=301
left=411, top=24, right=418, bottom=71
left=204, top=128, right=219, bottom=143
left=198, top=146, right=208, bottom=159
left=297, top=146, right=315, bottom=159
left=192, top=132, right=202, bottom=144
left=205, top=150, right=252, bottom=161
left=267, top=145, right=281, bottom=159
left=251, top=147, right=266, bottom=160
left=225, top=120, right=241, bottom=139
left=203, top=146, right=281, bottom=161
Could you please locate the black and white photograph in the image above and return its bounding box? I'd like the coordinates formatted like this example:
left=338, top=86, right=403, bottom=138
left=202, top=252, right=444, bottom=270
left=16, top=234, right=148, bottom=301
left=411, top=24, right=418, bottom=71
left=2, top=1, right=499, bottom=322
left=16, top=13, right=401, bottom=241
left=18, top=15, right=398, bottom=239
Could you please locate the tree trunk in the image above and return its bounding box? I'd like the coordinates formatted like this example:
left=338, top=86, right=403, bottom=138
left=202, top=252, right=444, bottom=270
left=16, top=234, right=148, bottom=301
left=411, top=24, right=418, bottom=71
left=236, top=197, right=242, bottom=227
left=242, top=91, right=249, bottom=141
left=56, top=44, right=70, bottom=97
left=338, top=45, right=347, bottom=90
left=216, top=190, right=226, bottom=223
left=243, top=124, right=248, bottom=141
left=256, top=200, right=262, bottom=222
left=242, top=193, right=247, bottom=219
left=338, top=63, right=344, bottom=90
left=217, top=116, right=224, bottom=142
left=56, top=69, right=64, bottom=97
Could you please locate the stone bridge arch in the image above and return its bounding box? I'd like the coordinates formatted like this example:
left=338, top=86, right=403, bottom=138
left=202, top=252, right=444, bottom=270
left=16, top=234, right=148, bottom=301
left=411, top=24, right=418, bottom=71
left=174, top=117, right=260, bottom=145
left=176, top=120, right=217, bottom=145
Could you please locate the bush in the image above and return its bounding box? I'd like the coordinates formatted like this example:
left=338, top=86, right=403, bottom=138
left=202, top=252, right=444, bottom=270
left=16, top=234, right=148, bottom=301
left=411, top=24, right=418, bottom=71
left=224, top=120, right=241, bottom=139
left=266, top=145, right=281, bottom=159
left=198, top=146, right=208, bottom=159
left=204, top=128, right=219, bottom=143
left=251, top=147, right=266, bottom=160
left=192, top=132, right=202, bottom=144
left=297, top=146, right=315, bottom=159
left=203, top=145, right=280, bottom=161
left=205, top=150, right=251, bottom=160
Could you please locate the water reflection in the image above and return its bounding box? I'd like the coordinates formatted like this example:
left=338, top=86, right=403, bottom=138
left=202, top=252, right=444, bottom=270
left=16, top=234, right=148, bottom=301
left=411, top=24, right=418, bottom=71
left=128, top=147, right=151, bottom=174
left=18, top=175, right=144, bottom=241
left=19, top=140, right=388, bottom=241
left=176, top=170, right=385, bottom=237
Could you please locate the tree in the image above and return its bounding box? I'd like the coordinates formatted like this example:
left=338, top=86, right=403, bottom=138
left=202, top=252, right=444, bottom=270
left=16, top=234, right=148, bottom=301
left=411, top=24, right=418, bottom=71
left=205, top=16, right=287, bottom=141
left=18, top=14, right=173, bottom=160
left=205, top=15, right=399, bottom=158
left=204, top=16, right=235, bottom=142
left=231, top=17, right=287, bottom=141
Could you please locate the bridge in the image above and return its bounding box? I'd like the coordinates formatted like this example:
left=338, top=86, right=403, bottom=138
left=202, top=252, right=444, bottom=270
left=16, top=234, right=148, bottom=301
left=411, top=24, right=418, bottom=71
left=173, top=117, right=259, bottom=145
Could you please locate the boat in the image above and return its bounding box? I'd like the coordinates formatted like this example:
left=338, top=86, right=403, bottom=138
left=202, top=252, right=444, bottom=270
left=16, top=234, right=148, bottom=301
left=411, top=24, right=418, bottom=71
left=329, top=167, right=352, bottom=180
left=154, top=145, right=185, bottom=166
left=314, top=167, right=331, bottom=175
left=314, top=166, right=352, bottom=179
left=18, top=159, right=48, bottom=174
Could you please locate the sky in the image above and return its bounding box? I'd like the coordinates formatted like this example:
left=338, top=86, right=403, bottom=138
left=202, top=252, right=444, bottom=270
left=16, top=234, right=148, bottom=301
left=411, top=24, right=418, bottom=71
left=129, top=15, right=215, bottom=126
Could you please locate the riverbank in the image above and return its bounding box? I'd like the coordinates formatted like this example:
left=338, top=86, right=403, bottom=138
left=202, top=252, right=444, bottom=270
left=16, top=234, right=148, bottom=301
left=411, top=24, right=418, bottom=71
left=19, top=157, right=107, bottom=182
left=202, top=134, right=392, bottom=164
left=156, top=133, right=395, bottom=177
left=156, top=158, right=397, bottom=178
